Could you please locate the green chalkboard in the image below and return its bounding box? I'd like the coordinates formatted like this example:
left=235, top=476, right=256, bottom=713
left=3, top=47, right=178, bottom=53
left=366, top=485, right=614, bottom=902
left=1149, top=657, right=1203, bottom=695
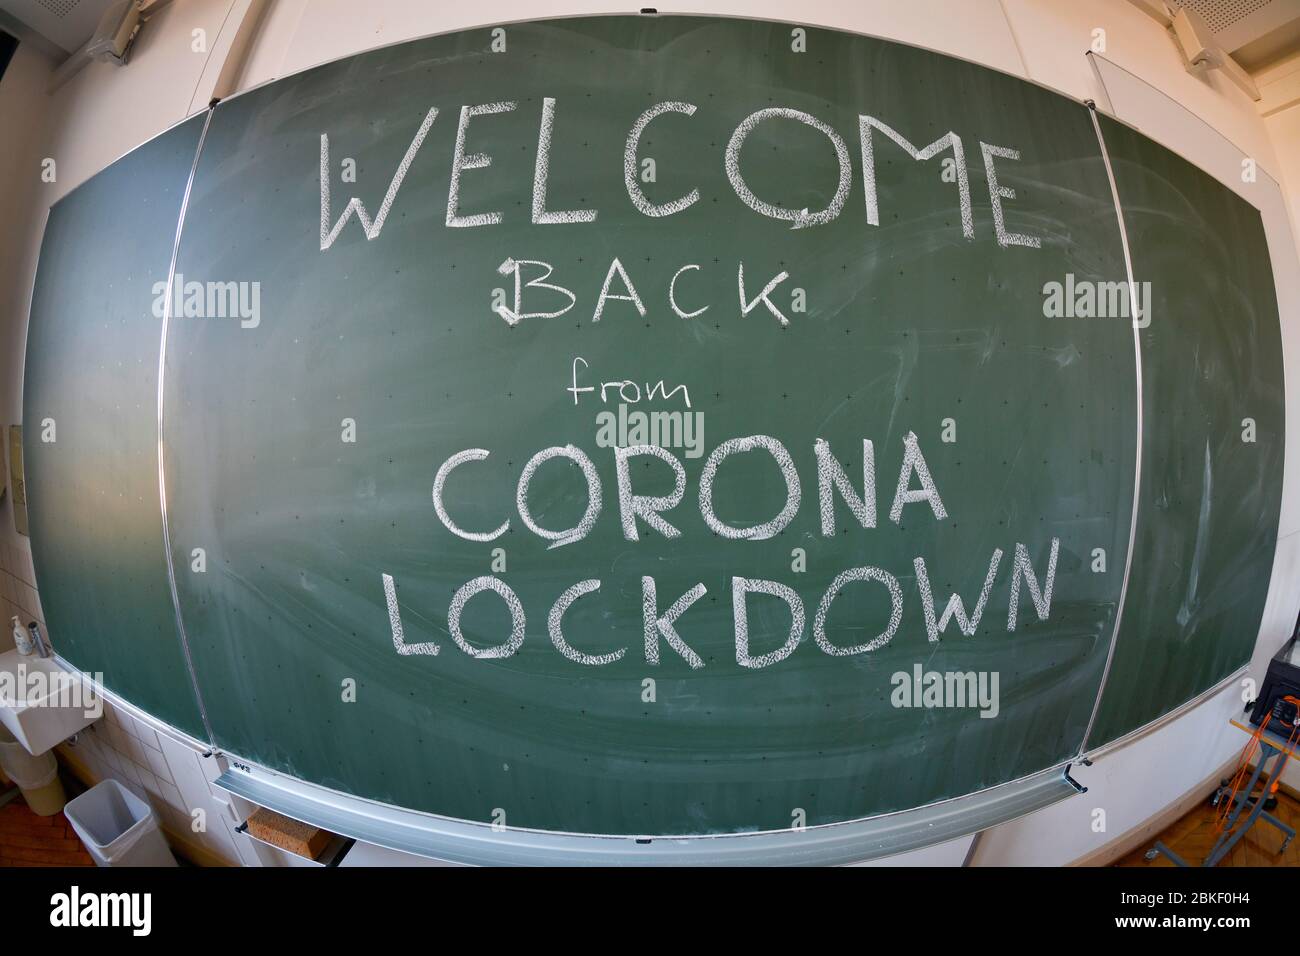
left=161, top=16, right=1133, bottom=834
left=1085, top=117, right=1284, bottom=746
left=19, top=15, right=1282, bottom=837
left=23, top=116, right=207, bottom=740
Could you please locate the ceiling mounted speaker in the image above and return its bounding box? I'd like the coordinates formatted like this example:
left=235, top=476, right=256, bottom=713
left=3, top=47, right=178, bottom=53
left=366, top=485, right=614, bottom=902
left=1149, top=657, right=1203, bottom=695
left=1173, top=7, right=1221, bottom=69
left=84, top=0, right=140, bottom=65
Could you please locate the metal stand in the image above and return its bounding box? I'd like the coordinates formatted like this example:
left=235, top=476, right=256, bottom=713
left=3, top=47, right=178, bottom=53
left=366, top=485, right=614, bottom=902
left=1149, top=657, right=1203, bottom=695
left=1147, top=730, right=1295, bottom=867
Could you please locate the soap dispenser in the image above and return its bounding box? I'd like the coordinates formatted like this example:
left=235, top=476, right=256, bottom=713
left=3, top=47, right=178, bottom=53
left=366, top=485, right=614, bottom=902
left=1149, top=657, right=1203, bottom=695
left=11, top=615, right=33, bottom=656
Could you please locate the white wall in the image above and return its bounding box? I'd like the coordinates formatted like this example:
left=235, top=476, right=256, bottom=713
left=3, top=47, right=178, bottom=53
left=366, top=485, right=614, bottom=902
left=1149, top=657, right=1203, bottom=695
left=2, top=0, right=1298, bottom=866
left=0, top=41, right=54, bottom=649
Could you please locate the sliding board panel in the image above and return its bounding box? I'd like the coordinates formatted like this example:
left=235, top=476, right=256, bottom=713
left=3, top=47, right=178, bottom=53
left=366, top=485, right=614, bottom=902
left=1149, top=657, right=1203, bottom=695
left=163, top=16, right=1133, bottom=834
left=22, top=116, right=208, bottom=739
left=1086, top=116, right=1285, bottom=747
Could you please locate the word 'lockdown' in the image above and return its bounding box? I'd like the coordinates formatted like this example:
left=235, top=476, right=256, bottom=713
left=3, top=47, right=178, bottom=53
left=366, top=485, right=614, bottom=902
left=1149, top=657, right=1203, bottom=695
left=378, top=433, right=1063, bottom=669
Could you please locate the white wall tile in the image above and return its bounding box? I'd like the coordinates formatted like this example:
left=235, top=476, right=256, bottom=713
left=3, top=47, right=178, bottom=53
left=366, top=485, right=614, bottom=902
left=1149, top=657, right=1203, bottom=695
left=18, top=549, right=35, bottom=587
left=123, top=779, right=147, bottom=803
left=14, top=582, right=36, bottom=619
left=136, top=723, right=161, bottom=752
left=143, top=789, right=170, bottom=822
left=157, top=732, right=211, bottom=801
left=103, top=722, right=125, bottom=752
left=156, top=804, right=185, bottom=832
left=82, top=754, right=107, bottom=783
left=193, top=806, right=238, bottom=860
left=139, top=768, right=162, bottom=797
left=116, top=758, right=141, bottom=787
left=143, top=746, right=171, bottom=783
left=223, top=818, right=265, bottom=867
left=158, top=779, right=183, bottom=811
left=119, top=732, right=147, bottom=766
left=103, top=700, right=123, bottom=729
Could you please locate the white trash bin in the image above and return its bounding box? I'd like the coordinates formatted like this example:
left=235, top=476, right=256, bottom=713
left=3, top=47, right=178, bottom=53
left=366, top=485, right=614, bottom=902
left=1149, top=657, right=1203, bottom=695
left=64, top=779, right=177, bottom=867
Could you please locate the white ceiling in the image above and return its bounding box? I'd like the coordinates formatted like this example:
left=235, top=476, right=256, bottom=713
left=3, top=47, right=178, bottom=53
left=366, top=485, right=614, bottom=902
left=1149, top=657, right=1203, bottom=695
left=0, top=0, right=120, bottom=54
left=1175, top=0, right=1300, bottom=70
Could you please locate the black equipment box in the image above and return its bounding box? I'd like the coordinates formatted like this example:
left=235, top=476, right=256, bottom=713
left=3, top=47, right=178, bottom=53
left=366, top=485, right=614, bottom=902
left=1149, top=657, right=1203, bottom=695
left=1250, top=634, right=1300, bottom=730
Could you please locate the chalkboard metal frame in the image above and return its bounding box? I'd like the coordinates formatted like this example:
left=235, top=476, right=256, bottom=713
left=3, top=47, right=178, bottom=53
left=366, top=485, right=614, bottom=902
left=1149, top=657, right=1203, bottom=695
left=212, top=750, right=1076, bottom=865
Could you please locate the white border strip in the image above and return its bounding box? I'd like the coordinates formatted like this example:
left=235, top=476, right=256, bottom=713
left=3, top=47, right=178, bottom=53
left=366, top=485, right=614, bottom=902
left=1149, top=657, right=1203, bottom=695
left=1078, top=103, right=1144, bottom=755
left=157, top=108, right=217, bottom=746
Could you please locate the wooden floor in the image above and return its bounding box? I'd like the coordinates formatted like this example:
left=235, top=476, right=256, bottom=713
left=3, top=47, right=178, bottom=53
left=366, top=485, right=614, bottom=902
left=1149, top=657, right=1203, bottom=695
left=0, top=790, right=94, bottom=867
left=1115, top=785, right=1299, bottom=867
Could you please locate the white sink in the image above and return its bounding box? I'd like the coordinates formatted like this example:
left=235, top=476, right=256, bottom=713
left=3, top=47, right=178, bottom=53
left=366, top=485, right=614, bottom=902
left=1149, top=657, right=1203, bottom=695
left=0, top=650, right=101, bottom=755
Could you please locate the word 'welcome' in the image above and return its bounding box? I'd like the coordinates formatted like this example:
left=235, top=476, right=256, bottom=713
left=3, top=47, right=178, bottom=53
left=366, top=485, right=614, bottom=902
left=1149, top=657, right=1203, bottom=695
left=319, top=100, right=1044, bottom=251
